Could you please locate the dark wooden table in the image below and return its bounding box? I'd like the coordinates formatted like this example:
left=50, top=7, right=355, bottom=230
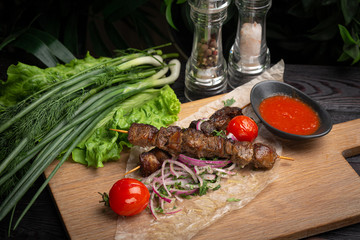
left=1, top=62, right=360, bottom=239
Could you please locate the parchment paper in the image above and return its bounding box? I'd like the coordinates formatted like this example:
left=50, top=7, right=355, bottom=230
left=115, top=60, right=285, bottom=240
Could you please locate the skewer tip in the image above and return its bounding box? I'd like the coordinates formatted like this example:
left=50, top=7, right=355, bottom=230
left=242, top=102, right=251, bottom=110
left=109, top=129, right=128, bottom=134
left=124, top=165, right=140, bottom=176
left=279, top=155, right=294, bottom=161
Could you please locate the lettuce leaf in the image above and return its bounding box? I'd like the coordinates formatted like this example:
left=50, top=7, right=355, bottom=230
left=0, top=53, right=110, bottom=107
left=71, top=85, right=181, bottom=168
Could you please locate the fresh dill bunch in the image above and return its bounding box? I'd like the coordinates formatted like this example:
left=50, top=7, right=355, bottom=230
left=0, top=98, right=30, bottom=126
left=96, top=67, right=117, bottom=86
left=15, top=91, right=85, bottom=142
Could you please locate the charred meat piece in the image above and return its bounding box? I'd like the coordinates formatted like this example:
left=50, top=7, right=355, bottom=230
left=189, top=106, right=243, bottom=135
left=139, top=148, right=171, bottom=176
left=156, top=126, right=182, bottom=154
left=252, top=143, right=278, bottom=169
left=128, top=123, right=274, bottom=169
left=209, top=106, right=243, bottom=131
left=128, top=123, right=158, bottom=147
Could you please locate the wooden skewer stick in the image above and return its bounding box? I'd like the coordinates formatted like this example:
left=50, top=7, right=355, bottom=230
left=278, top=155, right=294, bottom=161
left=109, top=129, right=128, bottom=134
left=124, top=165, right=140, bottom=176
left=242, top=102, right=251, bottom=109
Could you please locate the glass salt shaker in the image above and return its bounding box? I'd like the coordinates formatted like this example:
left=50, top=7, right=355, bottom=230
left=227, top=0, right=271, bottom=89
left=185, top=0, right=230, bottom=101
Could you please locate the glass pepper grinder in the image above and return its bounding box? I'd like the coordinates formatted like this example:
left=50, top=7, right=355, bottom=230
left=227, top=0, right=272, bottom=89
left=185, top=0, right=230, bottom=101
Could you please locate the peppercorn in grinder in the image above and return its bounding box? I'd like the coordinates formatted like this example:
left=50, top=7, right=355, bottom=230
left=185, top=0, right=230, bottom=101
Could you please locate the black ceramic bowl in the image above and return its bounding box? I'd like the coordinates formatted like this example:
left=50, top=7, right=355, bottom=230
left=250, top=80, right=333, bottom=140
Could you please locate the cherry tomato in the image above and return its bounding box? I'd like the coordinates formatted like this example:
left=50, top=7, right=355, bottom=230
left=226, top=115, right=258, bottom=142
left=108, top=178, right=150, bottom=216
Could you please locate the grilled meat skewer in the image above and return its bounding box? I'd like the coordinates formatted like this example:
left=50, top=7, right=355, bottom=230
left=128, top=123, right=278, bottom=176
left=139, top=143, right=277, bottom=177
left=189, top=106, right=243, bottom=135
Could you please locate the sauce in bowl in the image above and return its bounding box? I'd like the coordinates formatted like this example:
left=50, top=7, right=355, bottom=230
left=259, top=95, right=320, bottom=135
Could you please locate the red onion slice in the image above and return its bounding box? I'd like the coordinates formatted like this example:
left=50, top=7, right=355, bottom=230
left=149, top=191, right=158, bottom=220
left=227, top=132, right=238, bottom=141
left=178, top=154, right=231, bottom=168
left=151, top=181, right=172, bottom=203
left=161, top=161, right=173, bottom=198
left=163, top=159, right=199, bottom=183
left=170, top=188, right=198, bottom=195
left=164, top=208, right=182, bottom=215
left=195, top=118, right=208, bottom=131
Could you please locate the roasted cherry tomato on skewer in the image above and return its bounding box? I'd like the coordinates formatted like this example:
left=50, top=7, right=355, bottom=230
left=226, top=115, right=258, bottom=142
left=100, top=178, right=150, bottom=216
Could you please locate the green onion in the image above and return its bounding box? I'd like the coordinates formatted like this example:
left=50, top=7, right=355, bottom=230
left=0, top=45, right=181, bottom=229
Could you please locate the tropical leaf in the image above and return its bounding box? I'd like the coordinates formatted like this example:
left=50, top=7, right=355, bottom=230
left=102, top=0, right=149, bottom=22
left=12, top=31, right=59, bottom=67
left=340, top=0, right=359, bottom=25
left=62, top=13, right=80, bottom=55
left=103, top=22, right=129, bottom=50
left=28, top=28, right=76, bottom=63
left=307, top=15, right=339, bottom=41
left=339, top=24, right=358, bottom=44
left=135, top=7, right=169, bottom=42
left=0, top=31, right=25, bottom=51
left=88, top=20, right=111, bottom=57
left=338, top=24, right=360, bottom=64
left=165, top=0, right=178, bottom=30
left=131, top=13, right=153, bottom=47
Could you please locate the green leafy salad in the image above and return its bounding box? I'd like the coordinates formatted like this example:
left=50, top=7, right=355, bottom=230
left=72, top=85, right=180, bottom=167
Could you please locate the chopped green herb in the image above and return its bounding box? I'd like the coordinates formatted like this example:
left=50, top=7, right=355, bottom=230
left=212, top=185, right=221, bottom=191
left=227, top=198, right=241, bottom=202
left=174, top=182, right=182, bottom=189
left=199, top=181, right=210, bottom=196
left=223, top=98, right=236, bottom=106
left=158, top=186, right=170, bottom=196
left=155, top=207, right=164, bottom=213
left=213, top=130, right=226, bottom=138
left=179, top=194, right=192, bottom=199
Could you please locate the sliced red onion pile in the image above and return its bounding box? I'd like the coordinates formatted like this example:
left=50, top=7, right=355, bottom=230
left=142, top=155, right=236, bottom=219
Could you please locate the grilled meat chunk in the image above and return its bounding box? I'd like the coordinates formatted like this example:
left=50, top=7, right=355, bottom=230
left=128, top=123, right=158, bottom=147
left=139, top=148, right=171, bottom=176
left=209, top=106, right=243, bottom=131
left=252, top=143, right=278, bottom=169
left=156, top=126, right=182, bottom=154
left=189, top=106, right=243, bottom=135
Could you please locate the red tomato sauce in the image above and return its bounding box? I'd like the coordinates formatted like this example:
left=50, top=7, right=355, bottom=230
left=259, top=95, right=320, bottom=135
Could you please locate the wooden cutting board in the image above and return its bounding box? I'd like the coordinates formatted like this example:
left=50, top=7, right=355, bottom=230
left=44, top=98, right=360, bottom=240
